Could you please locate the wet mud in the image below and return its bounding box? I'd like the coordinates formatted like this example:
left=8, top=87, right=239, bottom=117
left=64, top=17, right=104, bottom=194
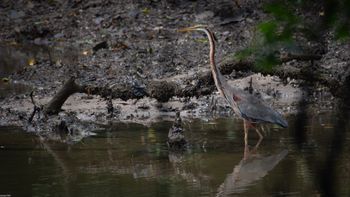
left=0, top=0, right=346, bottom=141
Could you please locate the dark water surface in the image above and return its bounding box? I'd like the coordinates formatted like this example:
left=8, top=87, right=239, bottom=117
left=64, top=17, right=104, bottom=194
left=0, top=112, right=349, bottom=197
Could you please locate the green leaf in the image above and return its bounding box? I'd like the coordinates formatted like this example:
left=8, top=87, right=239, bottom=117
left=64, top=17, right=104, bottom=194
left=279, top=26, right=294, bottom=41
left=264, top=2, right=298, bottom=24
left=255, top=53, right=280, bottom=72
left=258, top=21, right=278, bottom=43
left=335, top=23, right=350, bottom=40
left=234, top=48, right=254, bottom=60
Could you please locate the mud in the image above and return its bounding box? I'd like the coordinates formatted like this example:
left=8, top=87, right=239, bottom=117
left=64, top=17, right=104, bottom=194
left=0, top=0, right=346, bottom=138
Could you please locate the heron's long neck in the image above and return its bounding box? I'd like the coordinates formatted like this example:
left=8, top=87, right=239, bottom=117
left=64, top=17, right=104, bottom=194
left=202, top=29, right=225, bottom=96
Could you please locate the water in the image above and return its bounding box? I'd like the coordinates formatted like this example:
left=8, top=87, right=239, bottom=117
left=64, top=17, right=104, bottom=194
left=0, top=111, right=349, bottom=197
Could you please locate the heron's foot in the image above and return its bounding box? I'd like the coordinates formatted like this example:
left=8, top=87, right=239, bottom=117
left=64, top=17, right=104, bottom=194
left=243, top=144, right=250, bottom=160
left=250, top=146, right=259, bottom=155
left=253, top=129, right=263, bottom=152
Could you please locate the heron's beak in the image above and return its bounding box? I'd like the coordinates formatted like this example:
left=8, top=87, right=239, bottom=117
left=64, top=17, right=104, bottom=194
left=177, top=26, right=196, bottom=33
left=178, top=25, right=207, bottom=33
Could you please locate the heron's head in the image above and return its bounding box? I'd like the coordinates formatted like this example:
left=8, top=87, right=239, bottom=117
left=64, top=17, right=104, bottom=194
left=177, top=25, right=208, bottom=33
left=178, top=25, right=217, bottom=43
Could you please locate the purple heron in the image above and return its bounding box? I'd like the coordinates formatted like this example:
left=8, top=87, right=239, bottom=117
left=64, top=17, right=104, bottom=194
left=178, top=25, right=288, bottom=145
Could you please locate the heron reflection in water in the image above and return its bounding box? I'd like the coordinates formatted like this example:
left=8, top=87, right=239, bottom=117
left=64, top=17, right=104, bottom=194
left=216, top=148, right=288, bottom=196
left=178, top=25, right=288, bottom=146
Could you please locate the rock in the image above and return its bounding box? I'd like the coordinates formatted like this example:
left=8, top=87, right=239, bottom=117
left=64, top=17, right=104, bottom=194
left=219, top=15, right=245, bottom=26
left=92, top=41, right=108, bottom=53
left=128, top=10, right=139, bottom=19
left=15, top=25, right=51, bottom=41
left=54, top=32, right=65, bottom=39
left=9, top=10, right=25, bottom=19
left=93, top=16, right=104, bottom=25
left=195, top=11, right=214, bottom=22
left=148, top=81, right=176, bottom=102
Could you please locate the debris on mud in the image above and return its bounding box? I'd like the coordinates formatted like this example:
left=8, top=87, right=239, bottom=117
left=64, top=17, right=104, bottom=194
left=167, top=111, right=187, bottom=150
left=0, top=0, right=345, bottom=143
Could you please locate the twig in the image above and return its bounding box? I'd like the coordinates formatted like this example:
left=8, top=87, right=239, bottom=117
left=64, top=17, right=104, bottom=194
left=28, top=91, right=41, bottom=123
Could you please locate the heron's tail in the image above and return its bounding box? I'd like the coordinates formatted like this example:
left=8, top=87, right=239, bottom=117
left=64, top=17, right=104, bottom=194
left=276, top=116, right=288, bottom=128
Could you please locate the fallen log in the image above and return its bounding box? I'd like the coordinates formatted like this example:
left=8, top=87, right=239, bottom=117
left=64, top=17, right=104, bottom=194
left=43, top=77, right=149, bottom=115
left=44, top=77, right=85, bottom=115
left=42, top=51, right=344, bottom=115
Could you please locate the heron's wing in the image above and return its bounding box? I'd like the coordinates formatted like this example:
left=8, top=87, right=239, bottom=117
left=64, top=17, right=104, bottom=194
left=237, top=93, right=288, bottom=127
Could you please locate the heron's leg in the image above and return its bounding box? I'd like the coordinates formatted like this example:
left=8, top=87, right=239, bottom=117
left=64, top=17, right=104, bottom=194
left=255, top=127, right=264, bottom=140
left=260, top=125, right=266, bottom=135
left=243, top=119, right=248, bottom=147
left=243, top=120, right=250, bottom=160
left=243, top=139, right=249, bottom=160
left=248, top=127, right=262, bottom=153
left=254, top=133, right=263, bottom=150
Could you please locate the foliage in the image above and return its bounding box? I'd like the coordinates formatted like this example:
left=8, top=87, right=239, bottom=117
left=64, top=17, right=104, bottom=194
left=236, top=0, right=350, bottom=71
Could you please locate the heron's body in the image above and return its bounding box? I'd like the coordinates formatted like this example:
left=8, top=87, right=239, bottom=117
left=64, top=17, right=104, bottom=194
left=179, top=25, right=288, bottom=143
left=220, top=74, right=288, bottom=128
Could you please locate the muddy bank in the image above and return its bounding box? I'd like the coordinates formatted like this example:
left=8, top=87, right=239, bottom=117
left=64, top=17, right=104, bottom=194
left=0, top=73, right=333, bottom=126
left=0, top=0, right=345, bottom=137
